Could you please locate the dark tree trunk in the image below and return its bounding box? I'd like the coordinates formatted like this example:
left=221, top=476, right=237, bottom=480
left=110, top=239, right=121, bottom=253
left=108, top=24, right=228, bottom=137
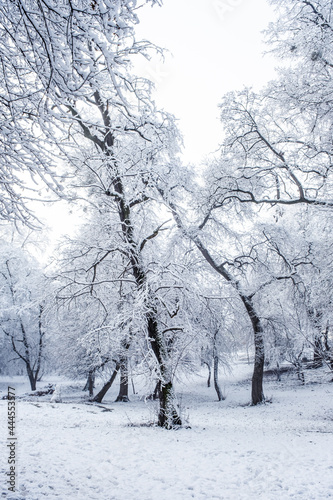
left=9, top=306, right=44, bottom=393
left=213, top=355, right=225, bottom=401
left=243, top=296, right=265, bottom=405
left=204, top=362, right=211, bottom=388
left=103, top=145, right=180, bottom=426
left=323, top=325, right=330, bottom=352
left=314, top=334, right=323, bottom=368
left=27, top=366, right=37, bottom=391
left=146, top=315, right=182, bottom=428
left=92, top=363, right=120, bottom=403
left=84, top=371, right=95, bottom=397
left=153, top=380, right=162, bottom=399
left=116, top=192, right=177, bottom=422
left=127, top=256, right=181, bottom=426
left=296, top=363, right=305, bottom=384
left=115, top=357, right=129, bottom=402
left=323, top=325, right=333, bottom=371
left=158, top=381, right=182, bottom=429
left=147, top=380, right=161, bottom=400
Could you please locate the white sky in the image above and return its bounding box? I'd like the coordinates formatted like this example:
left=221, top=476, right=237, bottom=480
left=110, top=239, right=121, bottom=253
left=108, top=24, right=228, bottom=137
left=134, top=0, right=277, bottom=163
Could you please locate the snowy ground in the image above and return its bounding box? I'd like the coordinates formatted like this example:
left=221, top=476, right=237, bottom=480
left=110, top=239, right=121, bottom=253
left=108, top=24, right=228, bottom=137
left=1, top=361, right=333, bottom=500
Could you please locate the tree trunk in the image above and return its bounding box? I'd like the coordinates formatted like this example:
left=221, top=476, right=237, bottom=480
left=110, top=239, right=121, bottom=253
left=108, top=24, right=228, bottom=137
left=323, top=325, right=333, bottom=371
left=213, top=355, right=225, bottom=401
left=84, top=371, right=95, bottom=398
left=27, top=367, right=37, bottom=391
left=275, top=362, right=281, bottom=382
left=204, top=362, right=211, bottom=388
left=92, top=363, right=120, bottom=403
left=296, top=363, right=305, bottom=384
left=146, top=315, right=181, bottom=428
left=243, top=296, right=265, bottom=405
left=153, top=380, right=162, bottom=399
left=110, top=164, right=181, bottom=427
left=158, top=381, right=182, bottom=429
left=314, top=334, right=323, bottom=368
left=115, top=357, right=129, bottom=402
left=147, top=380, right=161, bottom=400
left=323, top=324, right=330, bottom=352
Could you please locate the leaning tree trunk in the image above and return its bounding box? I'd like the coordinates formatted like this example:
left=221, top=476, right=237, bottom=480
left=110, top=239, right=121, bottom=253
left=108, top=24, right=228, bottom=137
left=92, top=363, right=120, bottom=403
left=159, top=194, right=265, bottom=405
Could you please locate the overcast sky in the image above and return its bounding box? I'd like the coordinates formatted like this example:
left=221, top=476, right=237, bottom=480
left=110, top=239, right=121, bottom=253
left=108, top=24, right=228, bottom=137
left=135, top=0, right=277, bottom=162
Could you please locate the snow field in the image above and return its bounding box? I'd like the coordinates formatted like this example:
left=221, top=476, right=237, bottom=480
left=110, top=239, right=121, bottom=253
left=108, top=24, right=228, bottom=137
left=1, top=367, right=333, bottom=500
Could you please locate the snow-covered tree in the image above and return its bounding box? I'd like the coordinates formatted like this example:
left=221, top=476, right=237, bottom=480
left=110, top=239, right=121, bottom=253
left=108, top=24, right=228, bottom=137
left=206, top=0, right=333, bottom=210
left=0, top=0, right=191, bottom=427
left=0, top=242, right=51, bottom=390
left=163, top=0, right=333, bottom=404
